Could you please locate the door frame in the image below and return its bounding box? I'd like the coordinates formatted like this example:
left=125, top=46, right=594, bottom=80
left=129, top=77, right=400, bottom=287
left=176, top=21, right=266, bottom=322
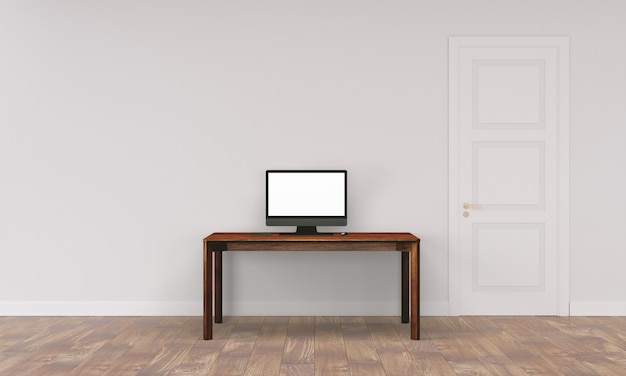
left=448, top=36, right=570, bottom=316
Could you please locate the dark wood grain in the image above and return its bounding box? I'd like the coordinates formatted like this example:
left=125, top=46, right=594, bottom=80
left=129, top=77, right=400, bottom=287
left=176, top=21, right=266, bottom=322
left=2, top=316, right=626, bottom=375
left=203, top=232, right=421, bottom=340
left=205, top=232, right=419, bottom=243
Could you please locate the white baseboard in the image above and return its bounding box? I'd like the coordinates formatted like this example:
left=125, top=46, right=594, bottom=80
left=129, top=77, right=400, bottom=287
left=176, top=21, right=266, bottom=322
left=0, top=300, right=450, bottom=316
left=570, top=301, right=626, bottom=316
left=225, top=300, right=399, bottom=316
left=421, top=301, right=450, bottom=316
left=0, top=301, right=202, bottom=316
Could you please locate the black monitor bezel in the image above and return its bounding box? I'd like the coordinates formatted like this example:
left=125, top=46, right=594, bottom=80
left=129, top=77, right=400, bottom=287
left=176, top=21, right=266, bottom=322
left=265, top=169, right=348, bottom=228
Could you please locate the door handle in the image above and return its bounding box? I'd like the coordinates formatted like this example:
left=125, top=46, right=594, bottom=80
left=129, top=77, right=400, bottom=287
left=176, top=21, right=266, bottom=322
left=463, top=203, right=481, bottom=209
left=463, top=203, right=477, bottom=217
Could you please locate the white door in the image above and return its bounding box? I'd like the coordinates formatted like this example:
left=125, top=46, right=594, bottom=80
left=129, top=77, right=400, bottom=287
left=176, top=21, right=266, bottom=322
left=448, top=37, right=569, bottom=315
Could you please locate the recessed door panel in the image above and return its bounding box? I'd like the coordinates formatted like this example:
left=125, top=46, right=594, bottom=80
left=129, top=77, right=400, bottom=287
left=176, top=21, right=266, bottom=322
left=474, top=224, right=544, bottom=289
left=474, top=60, right=546, bottom=128
left=474, top=142, right=545, bottom=208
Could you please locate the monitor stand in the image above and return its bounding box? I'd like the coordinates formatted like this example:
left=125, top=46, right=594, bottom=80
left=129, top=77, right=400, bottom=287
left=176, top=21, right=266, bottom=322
left=281, top=226, right=320, bottom=235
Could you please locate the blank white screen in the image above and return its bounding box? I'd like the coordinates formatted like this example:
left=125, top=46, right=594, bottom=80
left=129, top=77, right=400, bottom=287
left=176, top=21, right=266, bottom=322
left=267, top=172, right=345, bottom=216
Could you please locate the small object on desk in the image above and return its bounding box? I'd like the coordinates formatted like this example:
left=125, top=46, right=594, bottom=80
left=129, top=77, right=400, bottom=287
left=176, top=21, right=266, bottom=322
left=340, top=232, right=348, bottom=235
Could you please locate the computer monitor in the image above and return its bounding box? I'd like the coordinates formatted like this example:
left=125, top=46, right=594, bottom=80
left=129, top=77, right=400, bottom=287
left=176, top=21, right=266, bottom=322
left=266, top=170, right=347, bottom=235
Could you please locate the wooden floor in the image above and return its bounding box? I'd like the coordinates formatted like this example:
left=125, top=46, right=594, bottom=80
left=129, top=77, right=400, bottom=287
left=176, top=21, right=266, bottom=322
left=1, top=316, right=625, bottom=375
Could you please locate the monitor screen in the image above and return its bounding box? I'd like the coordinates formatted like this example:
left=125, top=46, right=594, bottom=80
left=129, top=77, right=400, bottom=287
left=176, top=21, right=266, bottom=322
left=266, top=170, right=347, bottom=234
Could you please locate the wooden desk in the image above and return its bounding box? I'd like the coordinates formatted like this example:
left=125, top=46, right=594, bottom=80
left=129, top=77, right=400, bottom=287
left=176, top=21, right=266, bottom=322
left=203, top=232, right=420, bottom=340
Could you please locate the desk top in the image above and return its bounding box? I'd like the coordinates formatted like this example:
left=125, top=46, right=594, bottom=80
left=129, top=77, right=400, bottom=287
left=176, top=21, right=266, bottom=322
left=204, top=232, right=419, bottom=242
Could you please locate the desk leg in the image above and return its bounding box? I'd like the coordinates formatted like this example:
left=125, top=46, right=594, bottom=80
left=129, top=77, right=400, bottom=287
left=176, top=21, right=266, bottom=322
left=401, top=252, right=409, bottom=323
left=411, top=240, right=420, bottom=340
left=203, top=243, right=213, bottom=340
left=215, top=251, right=223, bottom=324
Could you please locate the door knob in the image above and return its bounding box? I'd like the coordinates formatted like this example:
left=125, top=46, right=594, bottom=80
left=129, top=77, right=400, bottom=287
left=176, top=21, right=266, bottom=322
left=463, top=203, right=471, bottom=209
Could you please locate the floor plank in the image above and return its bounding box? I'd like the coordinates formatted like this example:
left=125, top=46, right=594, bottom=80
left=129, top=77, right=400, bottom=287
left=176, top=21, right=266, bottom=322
left=244, top=316, right=289, bottom=376
left=339, top=316, right=387, bottom=376
left=364, top=316, right=424, bottom=376
left=314, top=316, right=350, bottom=376
left=210, top=316, right=264, bottom=376
left=280, top=316, right=315, bottom=376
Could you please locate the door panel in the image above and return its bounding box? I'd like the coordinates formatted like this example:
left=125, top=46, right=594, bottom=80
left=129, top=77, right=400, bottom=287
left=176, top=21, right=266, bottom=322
left=474, top=142, right=544, bottom=208
left=474, top=224, right=544, bottom=289
left=449, top=37, right=569, bottom=315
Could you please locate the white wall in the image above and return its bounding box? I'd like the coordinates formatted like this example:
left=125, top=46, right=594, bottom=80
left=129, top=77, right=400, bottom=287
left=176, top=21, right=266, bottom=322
left=1, top=0, right=625, bottom=316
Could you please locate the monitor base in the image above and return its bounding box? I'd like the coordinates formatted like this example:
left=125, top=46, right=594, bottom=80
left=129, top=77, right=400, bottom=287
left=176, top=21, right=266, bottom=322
left=280, top=226, right=321, bottom=235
